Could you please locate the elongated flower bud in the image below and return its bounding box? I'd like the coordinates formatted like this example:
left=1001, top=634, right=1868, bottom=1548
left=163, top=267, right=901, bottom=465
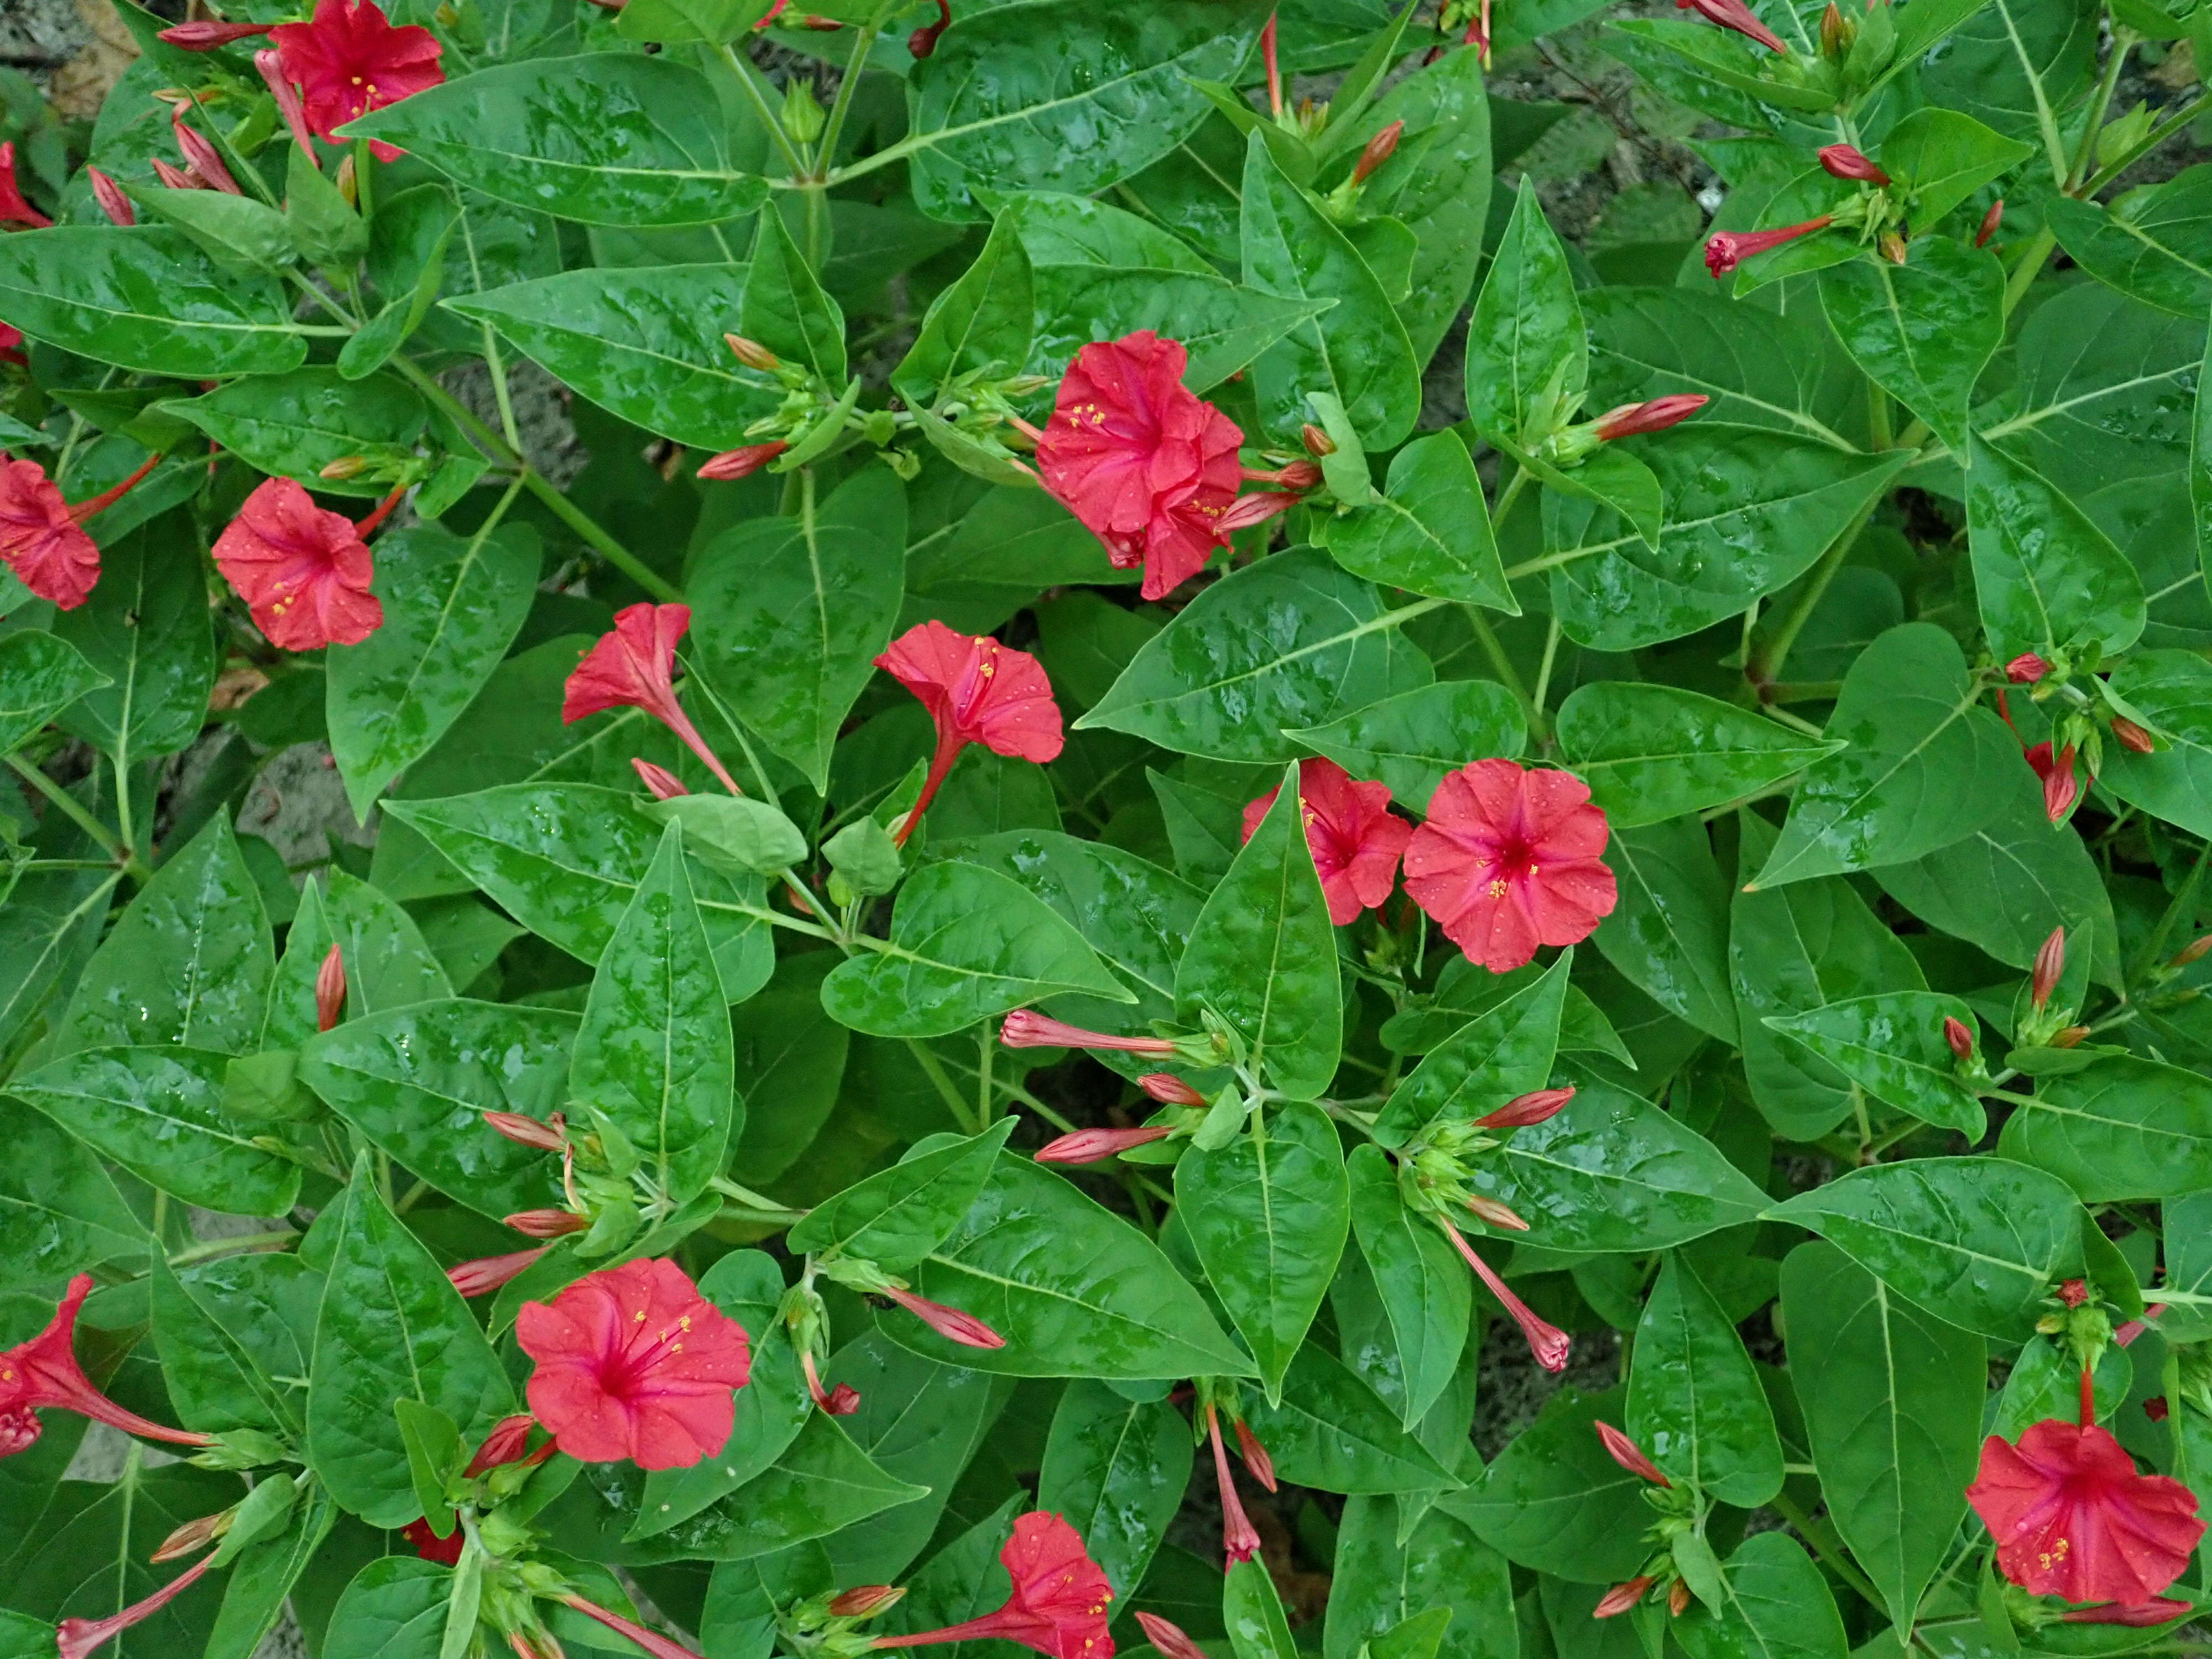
left=2005, top=651, right=2049, bottom=684
left=1137, top=1613, right=1212, bottom=1659
left=1593, top=1578, right=1654, bottom=1619
left=698, top=441, right=789, bottom=481
left=1478, top=1086, right=1575, bottom=1128
left=152, top=156, right=204, bottom=192
left=1944, top=1016, right=1975, bottom=1060
left=1705, top=216, right=1833, bottom=277
left=159, top=19, right=274, bottom=47
left=2112, top=717, right=2154, bottom=754
left=1000, top=1010, right=1176, bottom=1053
left=1596, top=1421, right=1670, bottom=1486
left=448, top=1247, right=548, bottom=1299
left=484, top=1110, right=566, bottom=1151
left=2115, top=1304, right=2167, bottom=1347
left=465, top=1412, right=546, bottom=1475
left=2052, top=1025, right=2090, bottom=1049
left=1207, top=1406, right=1262, bottom=1566
left=315, top=943, right=346, bottom=1032
left=832, top=1586, right=908, bottom=1619
left=152, top=1509, right=233, bottom=1562
left=1139, top=1073, right=1206, bottom=1106
left=1439, top=1217, right=1569, bottom=1373
left=2173, top=936, right=2212, bottom=969
left=2032, top=926, right=2066, bottom=1011
left=725, top=334, right=782, bottom=372
left=1465, top=1194, right=1530, bottom=1232
left=2060, top=1600, right=2194, bottom=1626
left=171, top=113, right=242, bottom=195
left=1301, top=423, right=1335, bottom=457
left=1233, top=1416, right=1276, bottom=1492
left=633, top=758, right=688, bottom=799
left=504, top=1208, right=588, bottom=1239
left=1217, top=491, right=1300, bottom=534
left=883, top=1286, right=1005, bottom=1349
left=1353, top=120, right=1404, bottom=184
left=1593, top=395, right=1707, bottom=440
left=86, top=166, right=134, bottom=226
left=561, top=1594, right=709, bottom=1659
left=1668, top=1580, right=1691, bottom=1617
left=1976, top=199, right=2004, bottom=248
left=1817, top=143, right=1890, bottom=184
left=1035, top=1125, right=1177, bottom=1165
left=1676, top=0, right=1787, bottom=51
left=1261, top=11, right=1283, bottom=119
left=254, top=48, right=319, bottom=162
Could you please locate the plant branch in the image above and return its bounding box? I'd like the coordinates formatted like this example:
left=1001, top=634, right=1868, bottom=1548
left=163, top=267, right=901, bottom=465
left=6, top=755, right=143, bottom=877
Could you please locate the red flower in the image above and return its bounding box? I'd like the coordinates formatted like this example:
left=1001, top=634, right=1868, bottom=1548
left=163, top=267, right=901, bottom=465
left=0, top=142, right=50, bottom=229
left=1241, top=758, right=1412, bottom=926
left=563, top=603, right=743, bottom=796
left=1000, top=1011, right=1174, bottom=1054
left=1967, top=1420, right=2204, bottom=1604
left=401, top=1516, right=466, bottom=1564
left=1675, top=0, right=1786, bottom=50
left=2024, top=742, right=2078, bottom=823
left=873, top=1511, right=1115, bottom=1659
left=1592, top=395, right=1707, bottom=440
left=0, top=323, right=23, bottom=367
left=1403, top=759, right=1616, bottom=973
left=1817, top=143, right=1890, bottom=184
left=1035, top=331, right=1245, bottom=602
left=1034, top=1125, right=1178, bottom=1165
left=269, top=0, right=443, bottom=163
left=0, top=452, right=160, bottom=609
left=875, top=620, right=1064, bottom=846
left=516, top=1258, right=753, bottom=1470
left=58, top=1555, right=216, bottom=1659
left=210, top=478, right=391, bottom=650
left=449, top=1247, right=548, bottom=1300
left=0, top=1275, right=213, bottom=1457
left=1705, top=217, right=1834, bottom=277
left=1438, top=1217, right=1569, bottom=1373
left=802, top=1349, right=862, bottom=1416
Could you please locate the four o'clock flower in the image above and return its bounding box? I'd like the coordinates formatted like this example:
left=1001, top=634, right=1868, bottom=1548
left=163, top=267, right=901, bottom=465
left=86, top=167, right=134, bottom=226
left=1675, top=0, right=1787, bottom=50
left=562, top=1593, right=712, bottom=1659
left=697, top=441, right=789, bottom=480
left=563, top=603, right=745, bottom=797
left=1477, top=1086, right=1575, bottom=1129
left=517, top=1258, right=753, bottom=1470
left=1593, top=1577, right=1656, bottom=1619
left=269, top=0, right=445, bottom=163
left=1000, top=1011, right=1176, bottom=1055
left=1404, top=759, right=1617, bottom=973
left=448, top=1246, right=549, bottom=1300
left=1817, top=143, right=1890, bottom=184
left=0, top=450, right=160, bottom=609
left=1595, top=1421, right=1670, bottom=1486
left=1705, top=216, right=1834, bottom=277
left=1136, top=1613, right=1209, bottom=1659
left=872, top=1511, right=1115, bottom=1659
left=211, top=477, right=395, bottom=650
left=0, top=142, right=50, bottom=229
left=880, top=1285, right=1006, bottom=1350
left=1967, top=1417, right=2204, bottom=1605
left=1202, top=1402, right=1263, bottom=1567
left=255, top=47, right=322, bottom=161
left=874, top=620, right=1065, bottom=846
left=2024, top=741, right=2079, bottom=824
left=1242, top=758, right=1413, bottom=925
left=1592, top=394, right=1708, bottom=440
left=0, top=1274, right=215, bottom=1457
left=315, top=943, right=346, bottom=1032
left=57, top=1553, right=219, bottom=1659
left=1035, top=1125, right=1178, bottom=1165
left=2031, top=926, right=2066, bottom=1012
left=1437, top=1214, right=1571, bottom=1373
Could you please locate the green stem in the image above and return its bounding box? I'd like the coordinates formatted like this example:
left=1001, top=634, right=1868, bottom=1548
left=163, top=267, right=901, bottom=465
left=2067, top=25, right=2138, bottom=191
left=1746, top=494, right=1879, bottom=689
left=814, top=11, right=888, bottom=184
left=6, top=754, right=142, bottom=876
left=1770, top=1489, right=1888, bottom=1614
left=2002, top=226, right=2058, bottom=320
left=2129, top=842, right=2208, bottom=985
left=1529, top=614, right=1562, bottom=727
left=905, top=1038, right=983, bottom=1134
left=353, top=137, right=375, bottom=220
left=2078, top=91, right=2211, bottom=199
left=707, top=1176, right=810, bottom=1224
left=480, top=324, right=525, bottom=455
left=1462, top=606, right=1548, bottom=742
left=166, top=1230, right=296, bottom=1267
left=718, top=40, right=812, bottom=180
left=1490, top=463, right=1530, bottom=533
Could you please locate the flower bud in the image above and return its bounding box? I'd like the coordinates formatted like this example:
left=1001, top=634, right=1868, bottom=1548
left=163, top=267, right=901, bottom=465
left=2112, top=716, right=2154, bottom=754
left=1000, top=1010, right=1176, bottom=1053
left=1301, top=423, right=1335, bottom=457
left=1818, top=0, right=1847, bottom=52
left=632, top=758, right=688, bottom=799
left=698, top=441, right=789, bottom=480
left=725, top=334, right=782, bottom=372
left=1233, top=1417, right=1276, bottom=1491
left=2172, top=935, right=2212, bottom=969
left=152, top=1509, right=233, bottom=1562
left=1593, top=1579, right=1655, bottom=1619
left=2052, top=1025, right=2091, bottom=1049
left=1216, top=490, right=1301, bottom=534
left=1592, top=396, right=1707, bottom=441
left=1136, top=1613, right=1212, bottom=1659
left=908, top=0, right=951, bottom=56
left=2032, top=926, right=2066, bottom=1011
left=1944, top=1015, right=1974, bottom=1060
left=1976, top=199, right=2004, bottom=248
left=1705, top=217, right=1834, bottom=277
left=1879, top=230, right=1908, bottom=264
left=831, top=1586, right=907, bottom=1619
left=448, top=1247, right=549, bottom=1299
left=255, top=47, right=319, bottom=162
left=153, top=156, right=204, bottom=192
left=335, top=153, right=357, bottom=205
left=1817, top=143, right=1891, bottom=185
left=171, top=112, right=242, bottom=195
left=1668, top=1580, right=1691, bottom=1617
left=2058, top=1277, right=2089, bottom=1308
left=158, top=19, right=274, bottom=47
left=86, top=166, right=134, bottom=227
left=1676, top=0, right=1787, bottom=52
left=1465, top=1194, right=1530, bottom=1232
left=465, top=1412, right=540, bottom=1475
left=1477, top=1086, right=1575, bottom=1128
left=504, top=1208, right=588, bottom=1239
left=1139, top=1073, right=1206, bottom=1105
left=314, top=944, right=346, bottom=1033
left=1035, top=1125, right=1177, bottom=1165
left=2146, top=1396, right=2171, bottom=1421
left=510, top=1631, right=568, bottom=1659
left=1595, top=1421, right=1671, bottom=1486
left=780, top=80, right=826, bottom=144
left=1352, top=120, right=1404, bottom=185
left=883, top=1286, right=1005, bottom=1349
left=2005, top=651, right=2049, bottom=684
left=484, top=1110, right=566, bottom=1151
left=2059, top=1599, right=2193, bottom=1626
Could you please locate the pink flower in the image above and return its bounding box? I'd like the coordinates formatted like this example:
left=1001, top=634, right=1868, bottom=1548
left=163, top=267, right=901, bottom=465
left=1000, top=1011, right=1175, bottom=1053
left=1967, top=1420, right=2204, bottom=1604
left=1675, top=0, right=1787, bottom=50
left=58, top=1555, right=216, bottom=1659
left=1203, top=1405, right=1262, bottom=1567
left=159, top=19, right=275, bottom=47
left=1477, top=1086, right=1575, bottom=1128
left=0, top=1275, right=213, bottom=1457
left=210, top=478, right=392, bottom=650
left=873, top=1511, right=1116, bottom=1659
left=875, top=620, right=1064, bottom=846
left=881, top=1286, right=1006, bottom=1350
left=1592, top=395, right=1707, bottom=440
left=1035, top=1126, right=1177, bottom=1165
left=401, top=1516, right=466, bottom=1564
left=0, top=142, right=50, bottom=229
left=448, top=1247, right=549, bottom=1299
left=1438, top=1217, right=1569, bottom=1373
left=269, top=0, right=444, bottom=163
left=1595, top=1421, right=1670, bottom=1486
left=1705, top=217, right=1834, bottom=276
left=1241, top=758, right=1412, bottom=926
left=516, top=1259, right=753, bottom=1470
left=0, top=451, right=159, bottom=609
left=1034, top=331, right=1245, bottom=602
left=1404, top=759, right=1617, bottom=973
left=1817, top=143, right=1890, bottom=184
left=562, top=603, right=743, bottom=795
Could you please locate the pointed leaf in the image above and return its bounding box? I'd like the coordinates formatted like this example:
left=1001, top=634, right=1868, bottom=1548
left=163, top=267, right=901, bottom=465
left=1556, top=682, right=1840, bottom=830
left=1765, top=992, right=1985, bottom=1135
left=1347, top=1144, right=1472, bottom=1429
left=1818, top=239, right=2002, bottom=452
left=1966, top=436, right=2145, bottom=663
left=1373, top=952, right=1569, bottom=1149
left=1594, top=817, right=1738, bottom=1044
left=1464, top=178, right=1585, bottom=451
left=787, top=1119, right=1018, bottom=1271
left=1323, top=430, right=1513, bottom=607
left=1997, top=1052, right=2212, bottom=1199
left=1627, top=1255, right=1784, bottom=1507
left=1287, top=680, right=1525, bottom=812
left=0, top=631, right=109, bottom=754
left=1037, top=1380, right=1194, bottom=1598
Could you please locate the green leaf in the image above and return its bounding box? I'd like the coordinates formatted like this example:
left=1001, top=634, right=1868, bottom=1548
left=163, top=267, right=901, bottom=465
left=570, top=823, right=735, bottom=1206
left=154, top=1250, right=317, bottom=1436
left=1445, top=1385, right=1646, bottom=1581
left=1965, top=436, right=2145, bottom=663
left=450, top=265, right=778, bottom=452
left=0, top=631, right=109, bottom=754
left=905, top=0, right=1272, bottom=221
left=2046, top=167, right=2212, bottom=319
left=899, top=1154, right=1252, bottom=1378
left=301, top=999, right=575, bottom=1219
left=1037, top=1380, right=1194, bottom=1598
left=1817, top=238, right=2002, bottom=452
left=1671, top=1532, right=1848, bottom=1659
left=53, top=521, right=216, bottom=764
left=1765, top=992, right=1986, bottom=1135
left=894, top=212, right=1032, bottom=409
left=788, top=1119, right=1017, bottom=1271
left=1997, top=1052, right=2212, bottom=1199
left=0, top=226, right=306, bottom=377
left=2099, top=650, right=2212, bottom=835
left=344, top=56, right=769, bottom=226
left=1750, top=623, right=2017, bottom=888
left=1078, top=547, right=1434, bottom=761
left=0, top=1099, right=142, bottom=1295
left=1176, top=765, right=1343, bottom=1099
left=1373, top=951, right=1570, bottom=1149
left=59, top=812, right=271, bottom=1056
left=1240, top=135, right=1421, bottom=448
left=1238, top=1342, right=1458, bottom=1493
left=1594, top=817, right=1738, bottom=1044
left=1225, top=1557, right=1300, bottom=1659
left=691, top=467, right=908, bottom=791
left=1322, top=430, right=1513, bottom=607
left=1468, top=1079, right=1767, bottom=1253
left=1627, top=1255, right=1784, bottom=1506
left=1346, top=1145, right=1472, bottom=1429
left=744, top=208, right=849, bottom=390
left=162, top=368, right=429, bottom=498
left=645, top=795, right=808, bottom=878
left=616, top=0, right=776, bottom=43
left=0, top=868, right=116, bottom=1065
left=307, top=1161, right=517, bottom=1528
left=1287, top=680, right=1524, bottom=812
left=1585, top=286, right=1855, bottom=448
left=324, top=868, right=455, bottom=1012
left=1323, top=1496, right=1513, bottom=1659
left=322, top=1559, right=451, bottom=1659
left=204, top=1485, right=337, bottom=1659
left=1778, top=1242, right=1983, bottom=1634
left=821, top=861, right=1132, bottom=1039
left=1027, top=266, right=1327, bottom=394
left=1876, top=108, right=2037, bottom=229
left=1465, top=178, right=1586, bottom=451
left=1179, top=1103, right=1349, bottom=1397
left=1555, top=682, right=1839, bottom=830
left=327, top=522, right=541, bottom=820
left=1546, top=427, right=1910, bottom=651
left=9, top=1046, right=300, bottom=1216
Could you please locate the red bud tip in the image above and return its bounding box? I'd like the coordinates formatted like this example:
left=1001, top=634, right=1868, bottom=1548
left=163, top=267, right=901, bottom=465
left=633, top=758, right=689, bottom=799
left=2059, top=1600, right=2194, bottom=1626
left=2172, top=935, right=2212, bottom=968
left=2051, top=1024, right=2090, bottom=1049
left=907, top=0, right=950, bottom=55
left=314, top=943, right=346, bottom=1032
left=1477, top=1085, right=1575, bottom=1128
left=1000, top=1009, right=1177, bottom=1053
left=1943, top=1015, right=1974, bottom=1060
left=152, top=156, right=202, bottom=192
left=1136, top=1613, right=1212, bottom=1659
left=1704, top=216, right=1833, bottom=277
left=158, top=19, right=274, bottom=46
left=86, top=166, right=135, bottom=226
left=1261, top=11, right=1282, bottom=120
left=504, top=1208, right=588, bottom=1239
left=1216, top=491, right=1301, bottom=534
left=1592, top=395, right=1708, bottom=441
left=2058, top=1277, right=2090, bottom=1308
left=448, top=1247, right=549, bottom=1298
left=1595, top=1421, right=1671, bottom=1486
left=1035, top=1124, right=1177, bottom=1165
left=698, top=441, right=789, bottom=481
left=465, top=1413, right=543, bottom=1475
left=1206, top=1406, right=1265, bottom=1567
left=1353, top=120, right=1405, bottom=184
left=484, top=1110, right=567, bottom=1151
left=1676, top=0, right=1788, bottom=51
left=2005, top=651, right=2049, bottom=684
left=254, top=48, right=320, bottom=161
left=1233, top=1416, right=1277, bottom=1491
left=1465, top=1194, right=1530, bottom=1232
left=1593, top=1579, right=1655, bottom=1619
left=1301, top=423, right=1336, bottom=457
left=170, top=112, right=242, bottom=195
left=724, top=333, right=782, bottom=372
left=2145, top=1396, right=2170, bottom=1421
left=830, top=1586, right=909, bottom=1619
left=2112, top=716, right=2154, bottom=754
left=1668, top=1580, right=1692, bottom=1618
left=151, top=1510, right=232, bottom=1562
left=884, top=1286, right=1006, bottom=1349
left=2032, top=926, right=2066, bottom=1010
left=823, top=1381, right=862, bottom=1413
left=1139, top=1072, right=1207, bottom=1106
left=1976, top=199, right=2004, bottom=248
left=1817, top=143, right=1891, bottom=185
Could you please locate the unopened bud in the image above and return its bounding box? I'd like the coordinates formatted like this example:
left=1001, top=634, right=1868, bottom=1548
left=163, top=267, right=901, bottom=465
left=1594, top=1579, right=1655, bottom=1620
left=152, top=156, right=204, bottom=192
left=883, top=1285, right=1005, bottom=1349
left=504, top=1208, right=588, bottom=1239
left=171, top=113, right=242, bottom=195
left=1595, top=1421, right=1670, bottom=1486
left=2052, top=1025, right=2091, bottom=1049
left=1277, top=460, right=1323, bottom=489
left=1944, top=1015, right=1974, bottom=1060
left=1592, top=396, right=1707, bottom=441
left=2006, top=651, right=2049, bottom=684
left=632, top=758, right=688, bottom=799
left=2172, top=935, right=2212, bottom=969
left=1301, top=423, right=1335, bottom=457
left=510, top=1631, right=567, bottom=1659
left=724, top=334, right=782, bottom=372
left=1818, top=0, right=1847, bottom=51
left=1465, top=1194, right=1530, bottom=1232
left=1001, top=1010, right=1175, bottom=1053
left=1035, top=1124, right=1177, bottom=1164
left=830, top=1586, right=907, bottom=1619
left=2112, top=716, right=2154, bottom=754
left=152, top=1509, right=233, bottom=1562
left=335, top=153, right=357, bottom=206
left=86, top=166, right=134, bottom=227
left=314, top=944, right=346, bottom=1032
left=907, top=0, right=951, bottom=56
left=158, top=19, right=274, bottom=47
left=1879, top=230, right=1908, bottom=264
left=319, top=456, right=368, bottom=481
left=465, top=1413, right=539, bottom=1474
left=2058, top=1277, right=2090, bottom=1307
left=483, top=1110, right=567, bottom=1151
left=822, top=1382, right=861, bottom=1413
left=698, top=440, right=789, bottom=480
left=1233, top=1416, right=1276, bottom=1491
left=448, top=1246, right=549, bottom=1299
left=1352, top=119, right=1404, bottom=185
left=1817, top=143, right=1891, bottom=185
left=1477, top=1086, right=1575, bottom=1128
left=1136, top=1613, right=1212, bottom=1659
left=1668, top=1580, right=1691, bottom=1618
left=780, top=80, right=826, bottom=144
left=2032, top=926, right=2066, bottom=1010
left=1139, top=1073, right=1206, bottom=1106
left=1976, top=199, right=2004, bottom=248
